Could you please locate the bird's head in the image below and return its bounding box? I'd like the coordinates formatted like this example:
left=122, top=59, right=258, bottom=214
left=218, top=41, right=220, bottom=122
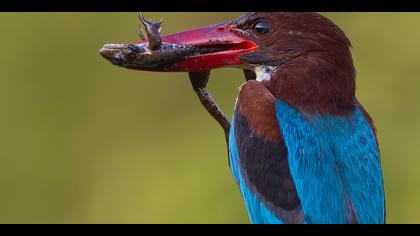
left=232, top=12, right=356, bottom=115
left=101, top=12, right=356, bottom=114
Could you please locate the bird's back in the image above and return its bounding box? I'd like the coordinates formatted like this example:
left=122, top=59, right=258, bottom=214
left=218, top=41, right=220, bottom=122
left=229, top=98, right=385, bottom=224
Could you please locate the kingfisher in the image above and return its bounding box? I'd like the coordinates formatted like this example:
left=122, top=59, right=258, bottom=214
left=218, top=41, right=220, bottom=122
left=100, top=12, right=385, bottom=224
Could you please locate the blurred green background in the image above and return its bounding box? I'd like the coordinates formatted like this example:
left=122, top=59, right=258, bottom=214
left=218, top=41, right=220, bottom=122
left=0, top=12, right=418, bottom=223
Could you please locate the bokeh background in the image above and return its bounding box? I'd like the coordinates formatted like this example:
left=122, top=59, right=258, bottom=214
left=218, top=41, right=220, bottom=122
left=0, top=12, right=419, bottom=223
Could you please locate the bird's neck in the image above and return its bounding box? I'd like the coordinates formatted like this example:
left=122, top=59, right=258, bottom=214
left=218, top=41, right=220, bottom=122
left=263, top=52, right=356, bottom=115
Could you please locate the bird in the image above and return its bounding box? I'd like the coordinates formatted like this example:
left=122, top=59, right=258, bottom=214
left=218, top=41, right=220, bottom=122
left=225, top=13, right=386, bottom=224
left=100, top=12, right=386, bottom=224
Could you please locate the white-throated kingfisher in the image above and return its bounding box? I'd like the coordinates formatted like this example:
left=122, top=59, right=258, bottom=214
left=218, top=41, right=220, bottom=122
left=100, top=12, right=386, bottom=224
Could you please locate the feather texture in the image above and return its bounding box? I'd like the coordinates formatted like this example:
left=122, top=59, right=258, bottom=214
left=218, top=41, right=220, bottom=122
left=228, top=98, right=385, bottom=224
left=229, top=113, right=284, bottom=224
left=275, top=99, right=385, bottom=223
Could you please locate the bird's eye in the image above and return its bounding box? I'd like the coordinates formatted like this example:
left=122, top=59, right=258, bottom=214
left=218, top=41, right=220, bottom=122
left=252, top=21, right=271, bottom=36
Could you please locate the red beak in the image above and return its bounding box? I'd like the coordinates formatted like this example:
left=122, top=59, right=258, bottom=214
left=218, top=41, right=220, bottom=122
left=131, top=22, right=258, bottom=72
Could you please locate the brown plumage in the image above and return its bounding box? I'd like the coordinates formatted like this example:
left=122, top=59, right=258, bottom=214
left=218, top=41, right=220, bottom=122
left=237, top=80, right=280, bottom=142
left=238, top=12, right=356, bottom=115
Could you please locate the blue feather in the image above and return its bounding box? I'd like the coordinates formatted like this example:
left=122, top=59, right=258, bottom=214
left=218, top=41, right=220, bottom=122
left=275, top=99, right=385, bottom=223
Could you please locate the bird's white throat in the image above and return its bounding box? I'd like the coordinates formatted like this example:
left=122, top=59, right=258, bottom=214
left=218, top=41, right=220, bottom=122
left=254, top=65, right=275, bottom=82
